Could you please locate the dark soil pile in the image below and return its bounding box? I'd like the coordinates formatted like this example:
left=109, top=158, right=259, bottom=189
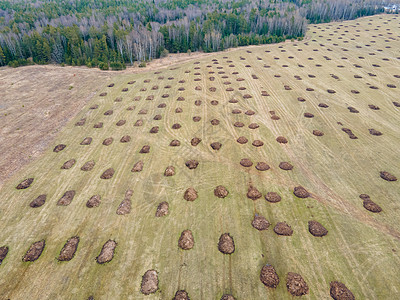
left=150, top=127, right=159, bottom=134
left=134, top=119, right=143, bottom=127
left=240, top=158, right=253, bottom=167
left=16, top=178, right=34, bottom=189
left=237, top=136, right=248, bottom=144
left=249, top=123, right=259, bottom=129
left=175, top=107, right=183, bottom=113
left=141, top=270, right=159, bottom=295
left=369, top=129, right=382, bottom=136
left=164, top=166, right=175, bottom=176
left=276, top=136, right=288, bottom=144
left=271, top=115, right=280, bottom=120
left=211, top=142, right=222, bottom=150
left=155, top=201, right=169, bottom=217
left=23, top=240, right=45, bottom=262
left=104, top=110, right=113, bottom=116
left=131, top=161, right=144, bottom=172
left=184, top=187, right=198, bottom=201
left=185, top=160, right=199, bottom=169
left=93, top=122, right=103, bottom=128
left=279, top=162, right=293, bottom=170
left=265, top=192, right=281, bottom=203
left=154, top=115, right=162, bottom=120
left=140, top=145, right=150, bottom=153
left=297, top=97, right=306, bottom=102
left=368, top=104, right=380, bottom=110
left=80, top=137, right=92, bottom=145
left=245, top=110, right=256, bottom=116
left=116, top=189, right=133, bottom=215
left=330, top=281, right=355, bottom=300
left=363, top=198, right=382, bottom=213
left=138, top=109, right=148, bottom=115
left=260, top=265, right=280, bottom=288
left=177, top=96, right=185, bottom=101
left=195, top=100, right=202, bottom=106
left=0, top=246, right=8, bottom=264
left=61, top=159, right=76, bottom=169
left=243, top=94, right=252, bottom=99
left=211, top=100, right=219, bottom=105
left=274, top=222, right=293, bottom=236
left=351, top=90, right=360, bottom=94
left=99, top=92, right=107, bottom=97
left=193, top=116, right=201, bottom=122
left=100, top=168, right=115, bottom=179
left=173, top=290, right=190, bottom=300
left=211, top=119, right=220, bottom=125
left=252, top=140, right=264, bottom=147
left=75, top=118, right=86, bottom=126
left=306, top=87, right=314, bottom=91
left=172, top=123, right=182, bottom=129
left=178, top=230, right=194, bottom=250
left=232, top=109, right=241, bottom=114
left=327, top=89, right=336, bottom=94
left=103, top=138, right=113, bottom=146
left=229, top=99, right=238, bottom=103
left=252, top=214, right=270, bottom=230
left=308, top=220, right=328, bottom=237
left=96, top=240, right=117, bottom=264
left=162, top=94, right=169, bottom=98
left=58, top=236, right=79, bottom=261
left=234, top=122, right=245, bottom=127
left=158, top=103, right=166, bottom=108
left=214, top=186, right=229, bottom=198
left=221, top=295, right=236, bottom=300
left=53, top=144, right=66, bottom=152
left=256, top=162, right=270, bottom=171
left=191, top=137, right=201, bottom=146
left=116, top=120, right=126, bottom=126
left=286, top=272, right=309, bottom=296
left=342, top=128, right=358, bottom=139
left=108, top=83, right=114, bottom=87
left=380, top=171, right=397, bottom=181
left=86, top=195, right=101, bottom=208
left=262, top=91, right=270, bottom=96
left=347, top=107, right=359, bottom=113
left=304, top=113, right=314, bottom=118
left=247, top=186, right=262, bottom=200
left=218, top=233, right=235, bottom=254
left=170, top=140, right=180, bottom=146
left=57, top=190, right=76, bottom=206
left=313, top=130, right=324, bottom=136
left=122, top=88, right=128, bottom=92
left=90, top=104, right=99, bottom=109
left=393, top=101, right=400, bottom=107
left=293, top=186, right=310, bottom=198
left=30, top=194, right=46, bottom=208
left=318, top=103, right=329, bottom=108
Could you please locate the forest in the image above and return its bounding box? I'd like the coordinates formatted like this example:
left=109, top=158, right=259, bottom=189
left=0, top=0, right=387, bottom=69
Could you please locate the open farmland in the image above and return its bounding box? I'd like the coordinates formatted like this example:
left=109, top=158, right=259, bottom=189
left=1, top=14, right=400, bottom=299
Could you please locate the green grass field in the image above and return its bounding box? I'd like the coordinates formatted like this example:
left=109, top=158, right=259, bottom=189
left=0, top=14, right=400, bottom=299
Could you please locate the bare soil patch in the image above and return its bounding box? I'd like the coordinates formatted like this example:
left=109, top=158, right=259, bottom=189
left=86, top=195, right=101, bottom=208
left=260, top=265, right=280, bottom=288
left=58, top=236, right=79, bottom=261
left=308, top=221, right=328, bottom=237
left=30, top=194, right=46, bottom=208
left=178, top=230, right=194, bottom=250
left=286, top=272, right=309, bottom=296
left=330, top=281, right=355, bottom=300
left=141, top=270, right=159, bottom=295
left=214, top=186, right=229, bottom=198
left=96, top=240, right=117, bottom=264
left=274, top=222, right=293, bottom=236
left=23, top=240, right=45, bottom=262
left=252, top=214, right=270, bottom=230
left=155, top=201, right=169, bottom=217
left=218, top=233, right=235, bottom=254
left=57, top=190, right=76, bottom=206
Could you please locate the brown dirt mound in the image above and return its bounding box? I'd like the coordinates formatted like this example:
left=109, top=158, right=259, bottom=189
left=150, top=126, right=159, bottom=134
left=261, top=91, right=270, bottom=96
left=138, top=109, right=148, bottom=115
left=232, top=109, right=241, bottom=114
left=271, top=115, right=280, bottom=120
left=218, top=233, right=235, bottom=254
left=286, top=272, right=309, bottom=296
left=284, top=85, right=292, bottom=91
left=327, top=89, right=336, bottom=94
left=297, top=97, right=306, bottom=102
left=154, top=115, right=162, bottom=120
left=0, top=246, right=8, bottom=264
left=279, top=162, right=293, bottom=171
left=237, top=136, right=248, bottom=144
left=342, top=128, right=358, bottom=139
left=86, top=195, right=101, bottom=208
left=120, top=135, right=131, bottom=143
left=80, top=137, right=92, bottom=145
left=211, top=119, right=220, bottom=125
left=380, top=171, right=397, bottom=181
left=393, top=101, right=400, bottom=107
left=226, top=87, right=234, bottom=91
left=127, top=106, right=135, bottom=111
left=214, top=186, right=229, bottom=198
left=252, top=214, right=270, bottom=231
left=30, top=194, right=46, bottom=208
left=306, top=87, right=314, bottom=91
left=369, top=129, right=382, bottom=136
left=191, top=137, right=201, bottom=146
left=172, top=123, right=182, bottom=129
left=104, top=110, right=113, bottom=116
left=193, top=116, right=201, bottom=122
left=164, top=166, right=175, bottom=176
left=387, top=84, right=397, bottom=88
left=293, top=186, right=310, bottom=198
left=158, top=103, right=166, bottom=108
left=162, top=94, right=169, bottom=98
left=131, top=161, right=144, bottom=172
left=347, top=107, right=359, bottom=113
left=185, top=160, right=199, bottom=169
left=265, top=192, right=281, bottom=203
left=256, top=162, right=270, bottom=171
left=252, top=140, right=264, bottom=147
left=308, top=220, right=328, bottom=237
left=194, top=100, right=202, bottom=106
left=184, top=187, right=198, bottom=201
left=170, top=140, right=180, bottom=147
left=75, top=118, right=86, bottom=126
left=53, top=144, right=66, bottom=152
left=351, top=90, right=360, bottom=94
left=61, top=159, right=76, bottom=170
left=359, top=194, right=370, bottom=201
left=134, top=119, right=143, bottom=127
left=243, top=94, right=252, bottom=99
left=141, top=270, right=159, bottom=295
left=58, top=236, right=79, bottom=261
left=313, top=130, right=324, bottom=136
left=260, top=265, right=280, bottom=288
left=249, top=123, right=259, bottom=129
left=211, top=100, right=219, bottom=105
left=274, top=222, right=293, bottom=236
left=276, top=136, right=288, bottom=144
left=211, top=142, right=222, bottom=150
left=16, top=178, right=34, bottom=189
left=173, top=290, right=190, bottom=300
left=108, top=83, right=114, bottom=87
left=96, top=240, right=117, bottom=264
left=23, top=240, right=45, bottom=262
left=234, top=122, right=244, bottom=127
left=245, top=110, right=255, bottom=115
left=240, top=158, right=253, bottom=167
left=116, top=189, right=133, bottom=215
left=99, top=92, right=107, bottom=97
left=57, top=190, right=76, bottom=206
left=175, top=107, right=183, bottom=113
left=304, top=112, right=314, bottom=118
left=177, top=96, right=185, bottom=101
left=209, top=87, right=217, bottom=92
left=116, top=120, right=126, bottom=126
left=319, top=103, right=329, bottom=108
left=178, top=230, right=194, bottom=250
left=100, top=168, right=115, bottom=179
left=155, top=201, right=169, bottom=217
left=221, top=295, right=236, bottom=300
left=114, top=97, right=122, bottom=102
left=140, top=145, right=150, bottom=153
left=247, top=186, right=262, bottom=200
left=229, top=99, right=238, bottom=103
left=103, top=138, right=113, bottom=146
left=368, top=104, right=380, bottom=110
left=330, top=281, right=355, bottom=300
left=134, top=96, right=141, bottom=101
left=93, top=122, right=103, bottom=128
left=363, top=199, right=382, bottom=213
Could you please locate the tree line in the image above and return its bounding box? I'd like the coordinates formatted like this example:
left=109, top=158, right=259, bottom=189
left=0, top=0, right=385, bottom=69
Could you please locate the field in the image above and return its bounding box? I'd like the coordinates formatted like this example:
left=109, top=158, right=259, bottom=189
left=0, top=14, right=400, bottom=299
